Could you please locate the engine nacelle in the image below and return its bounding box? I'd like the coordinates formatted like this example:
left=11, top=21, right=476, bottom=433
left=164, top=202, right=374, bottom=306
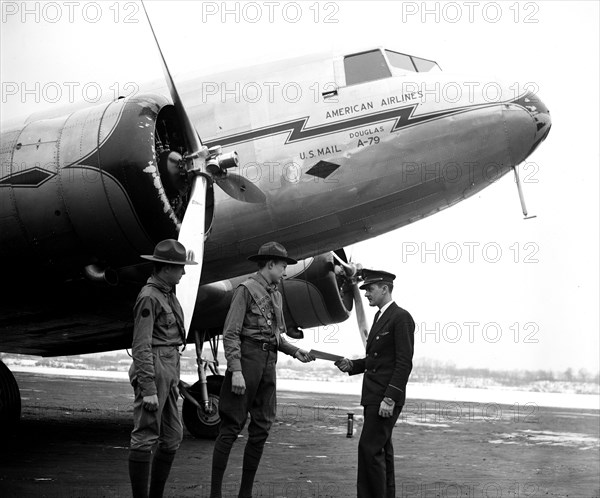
left=190, top=250, right=354, bottom=335
left=0, top=94, right=212, bottom=277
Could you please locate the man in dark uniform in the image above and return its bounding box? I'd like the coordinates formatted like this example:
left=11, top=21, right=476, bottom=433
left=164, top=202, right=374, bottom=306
left=210, top=242, right=315, bottom=498
left=335, top=270, right=415, bottom=498
left=128, top=239, right=197, bottom=498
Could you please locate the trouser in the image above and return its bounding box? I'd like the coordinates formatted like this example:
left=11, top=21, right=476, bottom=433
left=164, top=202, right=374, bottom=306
left=130, top=346, right=183, bottom=452
left=357, top=404, right=403, bottom=498
left=211, top=341, right=277, bottom=490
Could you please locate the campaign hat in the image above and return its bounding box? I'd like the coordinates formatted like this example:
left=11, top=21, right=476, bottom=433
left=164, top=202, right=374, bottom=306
left=141, top=239, right=198, bottom=265
left=359, top=269, right=396, bottom=289
left=248, top=241, right=298, bottom=265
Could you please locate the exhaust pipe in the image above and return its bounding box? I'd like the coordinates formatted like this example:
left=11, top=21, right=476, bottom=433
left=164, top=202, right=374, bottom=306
left=83, top=264, right=119, bottom=286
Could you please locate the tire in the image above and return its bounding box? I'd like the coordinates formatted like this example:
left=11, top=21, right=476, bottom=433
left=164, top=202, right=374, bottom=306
left=182, top=375, right=224, bottom=439
left=0, top=360, right=21, bottom=430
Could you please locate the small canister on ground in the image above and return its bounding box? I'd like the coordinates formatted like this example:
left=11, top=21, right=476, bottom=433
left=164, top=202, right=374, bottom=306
left=346, top=412, right=354, bottom=438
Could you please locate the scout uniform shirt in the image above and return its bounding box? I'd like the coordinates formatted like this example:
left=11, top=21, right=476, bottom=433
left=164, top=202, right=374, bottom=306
left=129, top=274, right=186, bottom=396
left=223, top=272, right=299, bottom=372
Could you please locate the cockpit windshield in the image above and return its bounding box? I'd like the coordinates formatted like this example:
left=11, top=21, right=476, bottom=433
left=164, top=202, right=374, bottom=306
left=386, top=50, right=441, bottom=73
left=344, top=50, right=392, bottom=86
left=343, top=48, right=441, bottom=86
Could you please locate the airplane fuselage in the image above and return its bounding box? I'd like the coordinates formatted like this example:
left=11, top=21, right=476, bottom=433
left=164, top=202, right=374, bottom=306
left=188, top=53, right=550, bottom=281
left=0, top=48, right=551, bottom=284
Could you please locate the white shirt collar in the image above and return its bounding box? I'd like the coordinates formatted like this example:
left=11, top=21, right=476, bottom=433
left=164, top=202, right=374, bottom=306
left=377, top=300, right=394, bottom=319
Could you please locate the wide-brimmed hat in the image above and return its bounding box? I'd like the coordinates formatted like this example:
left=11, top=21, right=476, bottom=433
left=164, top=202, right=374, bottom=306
left=141, top=239, right=198, bottom=265
left=248, top=241, right=297, bottom=265
left=359, top=269, right=396, bottom=289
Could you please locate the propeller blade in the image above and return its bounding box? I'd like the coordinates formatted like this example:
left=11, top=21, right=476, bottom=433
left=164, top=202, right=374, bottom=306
left=141, top=1, right=204, bottom=155
left=142, top=0, right=207, bottom=332
left=332, top=252, right=369, bottom=346
left=332, top=251, right=358, bottom=277
left=142, top=1, right=267, bottom=205
left=352, top=282, right=369, bottom=347
left=215, top=172, right=267, bottom=204
left=177, top=176, right=208, bottom=333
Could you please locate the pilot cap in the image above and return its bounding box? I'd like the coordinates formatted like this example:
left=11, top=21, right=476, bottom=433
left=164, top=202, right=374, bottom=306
left=359, top=269, right=396, bottom=290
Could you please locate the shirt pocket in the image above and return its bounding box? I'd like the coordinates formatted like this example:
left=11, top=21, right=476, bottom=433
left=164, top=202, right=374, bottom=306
left=157, top=309, right=176, bottom=327
left=249, top=303, right=267, bottom=328
left=375, top=330, right=394, bottom=347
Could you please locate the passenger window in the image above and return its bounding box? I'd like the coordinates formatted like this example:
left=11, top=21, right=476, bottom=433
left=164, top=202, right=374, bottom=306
left=344, top=50, right=392, bottom=86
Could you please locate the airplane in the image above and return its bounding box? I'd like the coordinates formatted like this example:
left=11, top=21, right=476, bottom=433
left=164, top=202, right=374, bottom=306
left=0, top=10, right=551, bottom=438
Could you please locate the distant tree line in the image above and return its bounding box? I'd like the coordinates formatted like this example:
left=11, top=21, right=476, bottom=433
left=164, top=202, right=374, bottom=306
left=1, top=352, right=598, bottom=385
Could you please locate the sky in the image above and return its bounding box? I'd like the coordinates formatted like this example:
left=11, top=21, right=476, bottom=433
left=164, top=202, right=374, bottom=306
left=1, top=1, right=599, bottom=373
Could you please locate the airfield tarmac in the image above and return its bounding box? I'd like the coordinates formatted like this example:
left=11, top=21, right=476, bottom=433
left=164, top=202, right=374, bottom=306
left=0, top=373, right=598, bottom=498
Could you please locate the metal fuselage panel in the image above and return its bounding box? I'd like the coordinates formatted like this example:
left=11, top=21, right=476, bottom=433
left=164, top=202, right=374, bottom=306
left=0, top=58, right=548, bottom=283
left=192, top=67, right=542, bottom=282
left=0, top=53, right=551, bottom=356
left=0, top=95, right=181, bottom=275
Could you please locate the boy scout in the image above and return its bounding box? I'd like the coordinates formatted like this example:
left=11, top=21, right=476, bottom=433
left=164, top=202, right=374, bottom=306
left=336, top=269, right=415, bottom=498
left=210, top=242, right=314, bottom=498
left=128, top=239, right=196, bottom=498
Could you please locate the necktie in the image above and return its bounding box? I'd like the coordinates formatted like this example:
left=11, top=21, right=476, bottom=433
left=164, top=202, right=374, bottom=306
left=372, top=310, right=381, bottom=327
left=169, top=292, right=186, bottom=348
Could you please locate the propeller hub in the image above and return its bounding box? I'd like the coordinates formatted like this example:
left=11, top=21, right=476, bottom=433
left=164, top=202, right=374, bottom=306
left=206, top=149, right=240, bottom=177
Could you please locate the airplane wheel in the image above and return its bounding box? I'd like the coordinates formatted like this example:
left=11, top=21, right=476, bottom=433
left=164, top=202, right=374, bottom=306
left=0, top=360, right=21, bottom=429
left=182, top=375, right=224, bottom=439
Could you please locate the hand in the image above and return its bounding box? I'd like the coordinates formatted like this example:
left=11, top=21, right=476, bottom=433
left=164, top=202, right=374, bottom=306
left=231, top=371, right=246, bottom=395
left=294, top=349, right=315, bottom=363
left=142, top=394, right=159, bottom=412
left=378, top=399, right=394, bottom=418
left=334, top=358, right=353, bottom=373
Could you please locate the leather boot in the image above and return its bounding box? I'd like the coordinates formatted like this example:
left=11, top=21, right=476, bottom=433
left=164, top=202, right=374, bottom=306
left=149, top=448, right=176, bottom=498
left=129, top=449, right=152, bottom=498
left=210, top=440, right=233, bottom=498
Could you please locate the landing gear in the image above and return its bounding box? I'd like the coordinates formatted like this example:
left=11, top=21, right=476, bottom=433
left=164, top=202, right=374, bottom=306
left=0, top=360, right=21, bottom=429
left=181, top=329, right=224, bottom=439
left=182, top=375, right=224, bottom=439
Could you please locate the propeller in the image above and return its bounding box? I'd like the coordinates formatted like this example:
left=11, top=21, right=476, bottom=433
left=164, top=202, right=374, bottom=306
left=333, top=252, right=369, bottom=347
left=142, top=2, right=265, bottom=204
left=206, top=146, right=266, bottom=204
left=141, top=2, right=266, bottom=333
left=141, top=2, right=208, bottom=334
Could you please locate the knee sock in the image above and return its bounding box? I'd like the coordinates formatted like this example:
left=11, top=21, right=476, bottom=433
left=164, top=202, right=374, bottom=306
left=129, top=449, right=152, bottom=498
left=210, top=440, right=233, bottom=498
left=149, top=448, right=176, bottom=498
left=238, top=443, right=263, bottom=498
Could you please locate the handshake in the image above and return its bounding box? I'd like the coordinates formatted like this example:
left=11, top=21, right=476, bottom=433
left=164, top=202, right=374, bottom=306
left=334, top=358, right=353, bottom=373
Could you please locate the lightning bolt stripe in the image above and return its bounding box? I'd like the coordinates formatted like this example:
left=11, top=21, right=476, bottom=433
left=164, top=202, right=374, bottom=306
left=204, top=102, right=483, bottom=149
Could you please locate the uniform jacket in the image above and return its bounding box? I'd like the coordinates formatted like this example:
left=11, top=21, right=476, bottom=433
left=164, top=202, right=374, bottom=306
left=129, top=274, right=186, bottom=397
left=350, top=302, right=415, bottom=406
left=223, top=273, right=299, bottom=372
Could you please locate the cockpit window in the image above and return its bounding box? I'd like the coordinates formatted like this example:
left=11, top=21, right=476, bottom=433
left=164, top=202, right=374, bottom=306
left=344, top=50, right=392, bottom=85
left=385, top=51, right=417, bottom=72
left=412, top=56, right=440, bottom=72
left=385, top=50, right=441, bottom=72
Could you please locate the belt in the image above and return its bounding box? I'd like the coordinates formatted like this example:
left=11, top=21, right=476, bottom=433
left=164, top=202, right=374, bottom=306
left=240, top=336, right=277, bottom=352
